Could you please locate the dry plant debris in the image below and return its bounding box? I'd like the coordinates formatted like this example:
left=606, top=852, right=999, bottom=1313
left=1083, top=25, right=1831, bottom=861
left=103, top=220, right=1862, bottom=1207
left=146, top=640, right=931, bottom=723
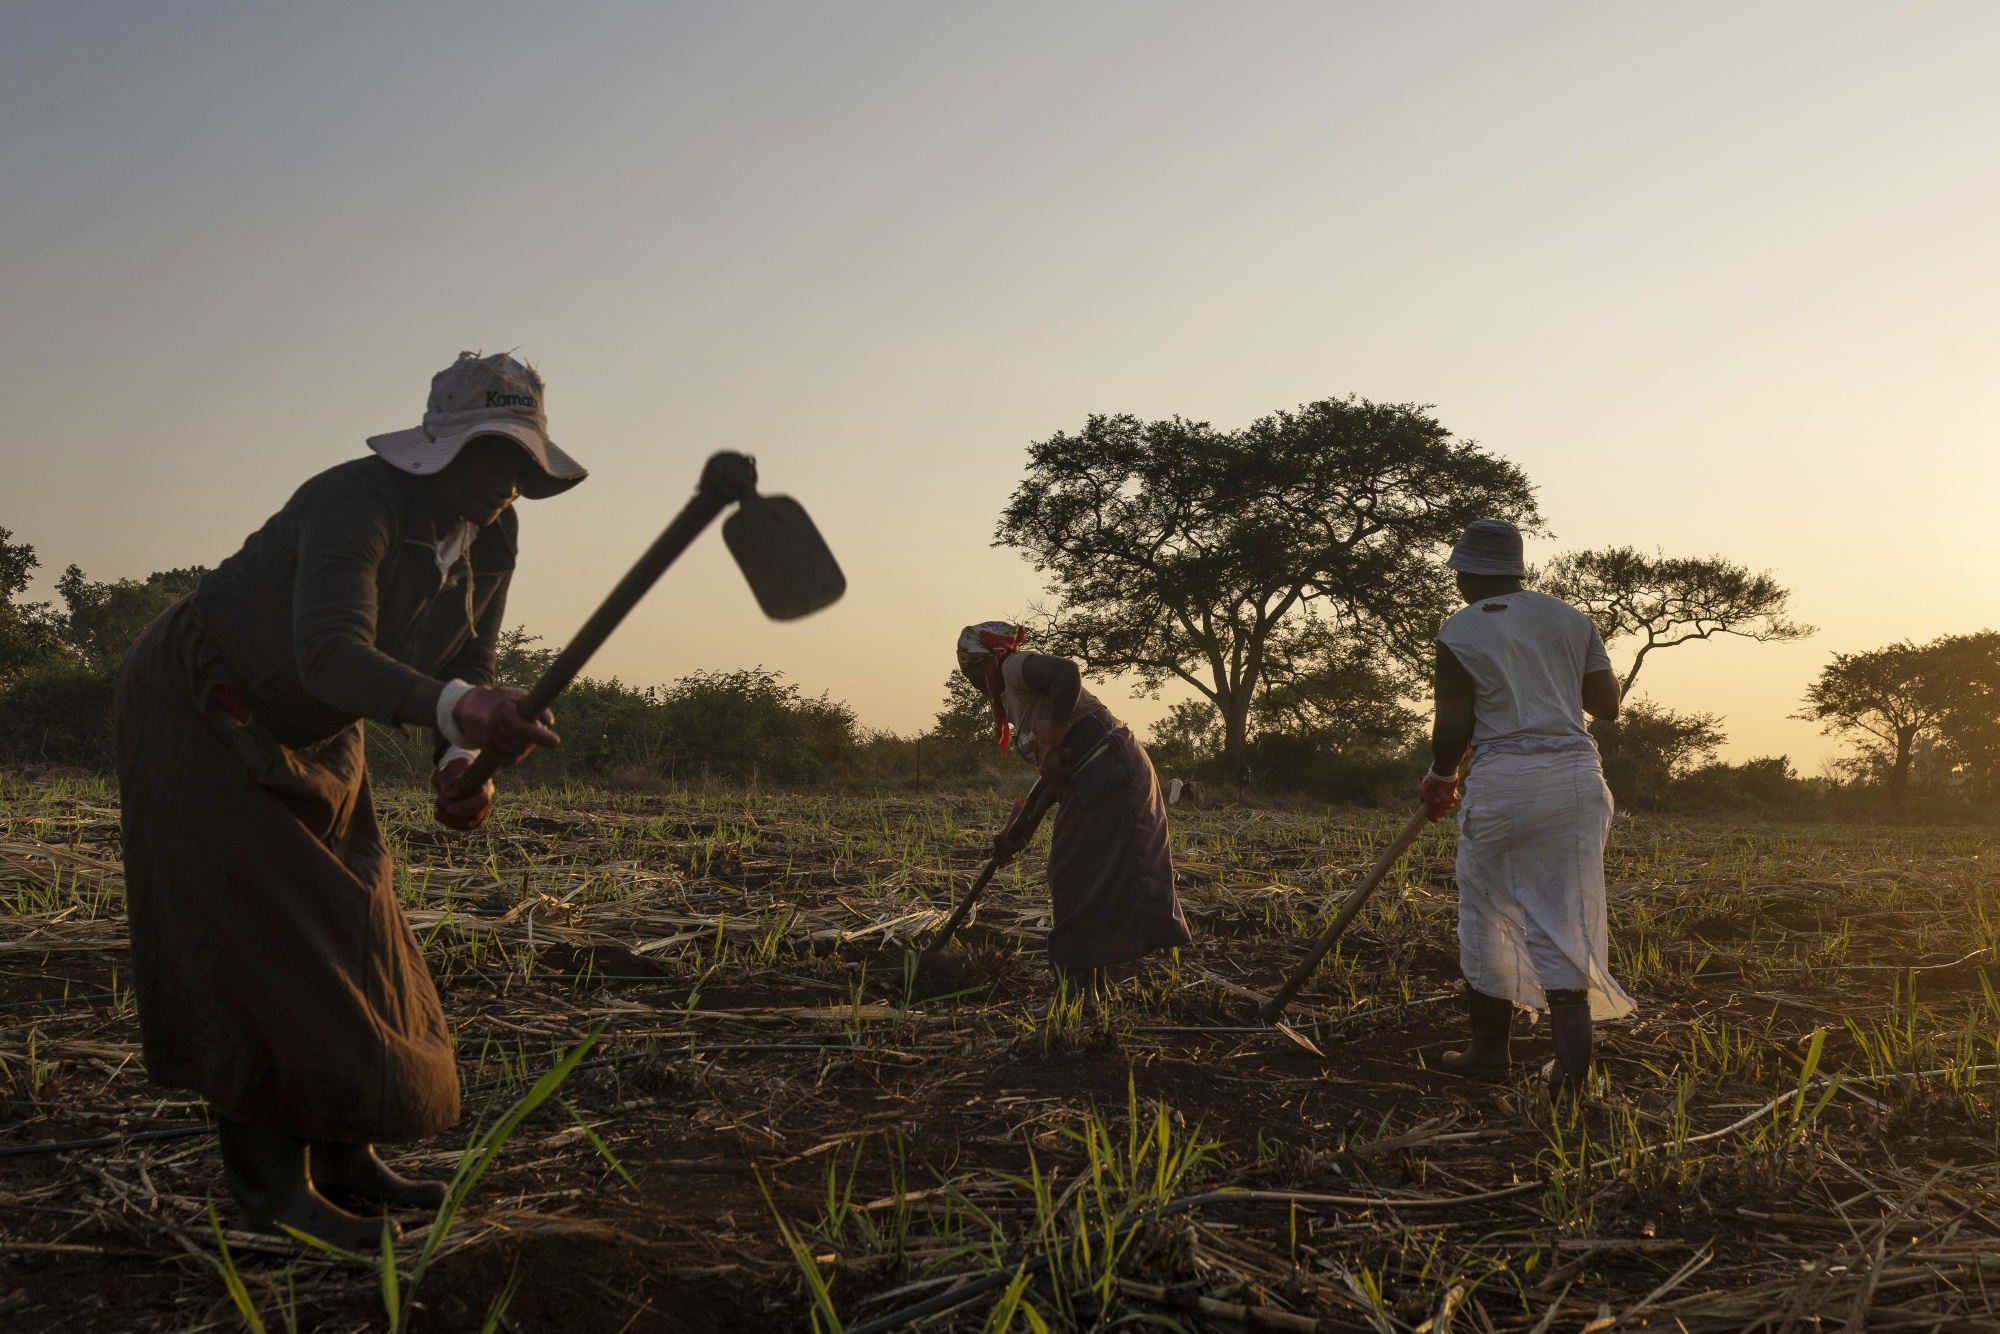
left=3, top=771, right=2000, bottom=1332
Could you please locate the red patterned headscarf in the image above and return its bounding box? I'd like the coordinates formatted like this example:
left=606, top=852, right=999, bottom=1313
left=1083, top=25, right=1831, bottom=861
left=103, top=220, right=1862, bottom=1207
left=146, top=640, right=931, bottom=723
left=956, top=621, right=1024, bottom=752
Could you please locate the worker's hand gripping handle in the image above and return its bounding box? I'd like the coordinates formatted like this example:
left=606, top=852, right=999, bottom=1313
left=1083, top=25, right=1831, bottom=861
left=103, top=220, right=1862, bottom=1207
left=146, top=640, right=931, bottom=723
left=924, top=778, right=1059, bottom=955
left=990, top=798, right=1028, bottom=863
left=993, top=780, right=1060, bottom=863
left=451, top=454, right=758, bottom=800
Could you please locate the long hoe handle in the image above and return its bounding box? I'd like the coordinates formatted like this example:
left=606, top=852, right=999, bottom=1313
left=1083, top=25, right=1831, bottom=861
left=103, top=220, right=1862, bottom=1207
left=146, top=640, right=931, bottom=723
left=1256, top=806, right=1430, bottom=1024
left=454, top=453, right=756, bottom=798
left=923, top=858, right=1004, bottom=957
left=922, top=778, right=1057, bottom=955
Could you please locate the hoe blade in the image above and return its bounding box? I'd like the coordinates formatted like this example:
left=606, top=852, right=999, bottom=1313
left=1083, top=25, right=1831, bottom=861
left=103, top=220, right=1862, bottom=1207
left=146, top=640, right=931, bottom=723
left=722, top=493, right=847, bottom=620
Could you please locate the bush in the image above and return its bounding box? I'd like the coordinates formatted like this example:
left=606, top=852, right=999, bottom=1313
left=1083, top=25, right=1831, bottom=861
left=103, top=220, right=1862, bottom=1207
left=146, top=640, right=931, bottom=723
left=0, top=537, right=202, bottom=772
left=57, top=565, right=204, bottom=672
left=0, top=662, right=117, bottom=769
left=1246, top=730, right=1426, bottom=806
left=1671, top=755, right=1814, bottom=815
left=411, top=629, right=870, bottom=787
left=650, top=669, right=859, bottom=786
left=1146, top=700, right=1225, bottom=780
left=1141, top=696, right=1425, bottom=805
left=370, top=652, right=866, bottom=789
left=1594, top=698, right=1726, bottom=808
left=0, top=527, right=69, bottom=685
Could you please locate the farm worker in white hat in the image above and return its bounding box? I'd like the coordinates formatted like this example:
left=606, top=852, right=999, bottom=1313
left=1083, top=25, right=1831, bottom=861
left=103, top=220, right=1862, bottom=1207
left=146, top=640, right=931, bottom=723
left=113, top=352, right=584, bottom=1245
left=955, top=622, right=1192, bottom=997
left=1418, top=519, right=1634, bottom=1099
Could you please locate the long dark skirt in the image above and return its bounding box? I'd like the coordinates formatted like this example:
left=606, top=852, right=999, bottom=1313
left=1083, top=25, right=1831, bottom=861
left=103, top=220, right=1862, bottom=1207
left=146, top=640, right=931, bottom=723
left=113, top=600, right=459, bottom=1143
left=1045, top=726, right=1192, bottom=970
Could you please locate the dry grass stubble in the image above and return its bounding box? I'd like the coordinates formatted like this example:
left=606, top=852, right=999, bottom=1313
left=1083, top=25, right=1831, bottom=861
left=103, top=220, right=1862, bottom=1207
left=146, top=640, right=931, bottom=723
left=0, top=772, right=1998, bottom=1331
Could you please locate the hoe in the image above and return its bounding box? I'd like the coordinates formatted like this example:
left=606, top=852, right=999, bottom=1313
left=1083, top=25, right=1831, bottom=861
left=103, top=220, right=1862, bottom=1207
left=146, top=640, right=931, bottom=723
left=919, top=777, right=1060, bottom=957
left=452, top=450, right=845, bottom=799
left=913, top=725, right=1120, bottom=973
left=1254, top=751, right=1468, bottom=1025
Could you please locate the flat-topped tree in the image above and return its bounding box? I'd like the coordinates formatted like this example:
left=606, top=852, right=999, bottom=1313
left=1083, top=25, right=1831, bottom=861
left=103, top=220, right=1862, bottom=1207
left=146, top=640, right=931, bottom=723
left=1796, top=632, right=2000, bottom=798
left=1542, top=547, right=1813, bottom=694
left=995, top=396, right=1538, bottom=773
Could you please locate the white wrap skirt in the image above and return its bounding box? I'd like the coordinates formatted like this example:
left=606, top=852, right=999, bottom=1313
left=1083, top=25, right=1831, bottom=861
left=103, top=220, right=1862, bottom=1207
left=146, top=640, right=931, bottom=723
left=1455, top=745, right=1635, bottom=1021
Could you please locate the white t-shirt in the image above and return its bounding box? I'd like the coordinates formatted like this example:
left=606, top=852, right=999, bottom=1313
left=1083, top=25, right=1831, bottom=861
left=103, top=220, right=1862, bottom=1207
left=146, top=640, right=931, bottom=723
left=1437, top=589, right=1611, bottom=751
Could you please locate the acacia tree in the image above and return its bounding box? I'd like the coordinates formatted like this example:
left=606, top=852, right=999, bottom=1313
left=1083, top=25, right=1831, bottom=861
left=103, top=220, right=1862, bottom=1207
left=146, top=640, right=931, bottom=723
left=1794, top=632, right=2000, bottom=797
left=995, top=396, right=1539, bottom=770
left=1542, top=548, right=1812, bottom=693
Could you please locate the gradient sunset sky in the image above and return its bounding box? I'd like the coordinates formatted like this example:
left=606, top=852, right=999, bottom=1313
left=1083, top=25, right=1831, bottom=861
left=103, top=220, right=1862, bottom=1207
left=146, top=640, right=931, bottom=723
left=5, top=3, right=1996, bottom=771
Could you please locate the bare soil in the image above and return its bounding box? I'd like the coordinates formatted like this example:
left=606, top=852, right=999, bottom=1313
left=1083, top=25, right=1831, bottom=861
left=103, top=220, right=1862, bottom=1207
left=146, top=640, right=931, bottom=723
left=3, top=779, right=1998, bottom=1332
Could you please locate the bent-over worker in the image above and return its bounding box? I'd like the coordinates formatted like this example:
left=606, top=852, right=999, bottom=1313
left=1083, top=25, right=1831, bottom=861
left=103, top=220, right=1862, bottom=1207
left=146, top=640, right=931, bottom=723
left=956, top=624, right=1192, bottom=994
left=115, top=352, right=585, bottom=1245
left=1417, top=519, right=1634, bottom=1098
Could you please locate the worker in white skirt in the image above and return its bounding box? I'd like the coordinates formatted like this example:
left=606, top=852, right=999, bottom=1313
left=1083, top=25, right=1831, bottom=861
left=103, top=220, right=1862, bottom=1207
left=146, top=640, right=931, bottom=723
left=1417, top=519, right=1634, bottom=1098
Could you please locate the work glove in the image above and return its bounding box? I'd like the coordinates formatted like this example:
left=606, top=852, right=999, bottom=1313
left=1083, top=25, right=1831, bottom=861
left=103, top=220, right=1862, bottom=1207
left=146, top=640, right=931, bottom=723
left=1418, top=768, right=1461, bottom=823
left=445, top=684, right=561, bottom=766
left=432, top=750, right=493, bottom=831
left=1034, top=717, right=1071, bottom=783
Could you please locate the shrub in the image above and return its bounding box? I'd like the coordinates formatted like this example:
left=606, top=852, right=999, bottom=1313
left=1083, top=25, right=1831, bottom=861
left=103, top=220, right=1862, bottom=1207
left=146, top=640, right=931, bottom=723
left=0, top=662, right=117, bottom=768
left=1146, top=700, right=1225, bottom=780
left=0, top=527, right=69, bottom=685
left=650, top=668, right=858, bottom=786
left=1246, top=730, right=1426, bottom=806
left=1672, top=755, right=1813, bottom=814
left=1594, top=698, right=1726, bottom=808
left=370, top=638, right=866, bottom=789
left=0, top=539, right=203, bottom=772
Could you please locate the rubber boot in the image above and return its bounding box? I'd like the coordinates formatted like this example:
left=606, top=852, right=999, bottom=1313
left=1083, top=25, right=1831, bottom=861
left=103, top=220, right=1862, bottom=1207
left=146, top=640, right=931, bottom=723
left=1437, top=988, right=1513, bottom=1080
left=310, top=1142, right=448, bottom=1212
left=1052, top=964, right=1104, bottom=1013
left=219, top=1119, right=399, bottom=1249
left=1545, top=989, right=1594, bottom=1101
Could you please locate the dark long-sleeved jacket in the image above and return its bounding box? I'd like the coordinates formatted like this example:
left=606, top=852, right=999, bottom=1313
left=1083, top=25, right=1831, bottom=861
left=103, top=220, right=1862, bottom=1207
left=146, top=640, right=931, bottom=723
left=192, top=456, right=515, bottom=748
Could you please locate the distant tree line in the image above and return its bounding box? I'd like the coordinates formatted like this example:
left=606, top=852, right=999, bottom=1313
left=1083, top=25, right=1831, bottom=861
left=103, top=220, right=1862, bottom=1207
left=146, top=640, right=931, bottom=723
left=0, top=527, right=914, bottom=788
left=363, top=629, right=880, bottom=789
left=0, top=527, right=204, bottom=768
left=4, top=390, right=1997, bottom=818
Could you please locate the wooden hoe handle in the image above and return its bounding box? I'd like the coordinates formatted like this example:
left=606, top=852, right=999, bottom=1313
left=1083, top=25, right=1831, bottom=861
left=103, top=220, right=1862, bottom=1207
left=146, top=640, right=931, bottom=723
left=1256, top=806, right=1431, bottom=1025
left=923, top=778, right=1058, bottom=955
left=453, top=453, right=757, bottom=799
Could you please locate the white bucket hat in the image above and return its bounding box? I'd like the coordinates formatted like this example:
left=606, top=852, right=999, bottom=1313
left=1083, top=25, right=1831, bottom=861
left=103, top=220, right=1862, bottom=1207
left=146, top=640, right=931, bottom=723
left=1445, top=518, right=1527, bottom=576
left=366, top=351, right=588, bottom=499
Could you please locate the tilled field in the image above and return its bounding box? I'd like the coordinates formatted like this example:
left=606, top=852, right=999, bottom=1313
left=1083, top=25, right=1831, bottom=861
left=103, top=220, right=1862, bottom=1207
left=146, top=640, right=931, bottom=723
left=3, top=774, right=1999, bottom=1332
